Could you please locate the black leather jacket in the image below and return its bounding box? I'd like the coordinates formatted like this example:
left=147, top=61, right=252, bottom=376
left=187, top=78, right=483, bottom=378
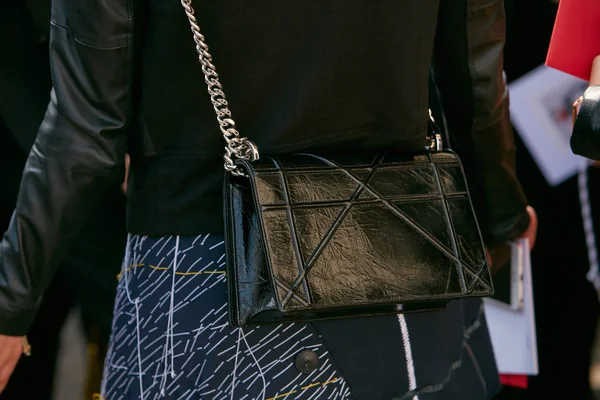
left=0, top=0, right=529, bottom=336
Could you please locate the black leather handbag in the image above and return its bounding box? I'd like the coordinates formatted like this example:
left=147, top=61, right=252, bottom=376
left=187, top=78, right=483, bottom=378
left=181, top=0, right=493, bottom=327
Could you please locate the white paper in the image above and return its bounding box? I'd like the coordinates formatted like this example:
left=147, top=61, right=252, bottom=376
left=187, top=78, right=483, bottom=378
left=483, top=238, right=538, bottom=375
left=508, top=65, right=590, bottom=186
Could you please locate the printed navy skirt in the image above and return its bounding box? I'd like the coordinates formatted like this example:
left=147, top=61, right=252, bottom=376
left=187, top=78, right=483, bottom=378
left=101, top=234, right=352, bottom=400
left=101, top=234, right=500, bottom=399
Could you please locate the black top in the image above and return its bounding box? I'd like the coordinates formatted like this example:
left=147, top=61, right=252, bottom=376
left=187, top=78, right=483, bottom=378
left=127, top=0, right=437, bottom=233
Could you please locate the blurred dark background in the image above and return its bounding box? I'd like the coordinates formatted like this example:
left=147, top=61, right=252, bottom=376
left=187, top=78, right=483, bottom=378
left=504, top=0, right=600, bottom=399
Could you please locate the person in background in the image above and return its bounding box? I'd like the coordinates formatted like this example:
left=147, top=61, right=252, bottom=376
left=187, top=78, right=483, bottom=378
left=0, top=1, right=126, bottom=398
left=0, top=0, right=536, bottom=399
left=572, top=55, right=600, bottom=160
left=496, top=1, right=600, bottom=399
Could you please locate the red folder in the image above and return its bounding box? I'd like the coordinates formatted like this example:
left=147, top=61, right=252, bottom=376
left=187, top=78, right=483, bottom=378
left=500, top=374, right=528, bottom=389
left=546, top=0, right=600, bottom=81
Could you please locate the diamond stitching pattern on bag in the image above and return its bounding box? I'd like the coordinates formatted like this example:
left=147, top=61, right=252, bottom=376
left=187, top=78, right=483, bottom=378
left=253, top=152, right=492, bottom=311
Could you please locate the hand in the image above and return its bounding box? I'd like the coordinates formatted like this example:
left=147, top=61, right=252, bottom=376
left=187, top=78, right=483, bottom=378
left=486, top=206, right=537, bottom=274
left=591, top=55, right=600, bottom=86
left=121, top=153, right=130, bottom=195
left=574, top=55, right=600, bottom=117
left=0, top=335, right=24, bottom=393
left=521, top=206, right=538, bottom=250
left=574, top=56, right=600, bottom=167
left=588, top=57, right=600, bottom=167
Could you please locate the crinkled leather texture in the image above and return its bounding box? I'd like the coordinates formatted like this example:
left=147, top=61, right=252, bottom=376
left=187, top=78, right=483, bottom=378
left=572, top=85, right=600, bottom=161
left=225, top=151, right=493, bottom=327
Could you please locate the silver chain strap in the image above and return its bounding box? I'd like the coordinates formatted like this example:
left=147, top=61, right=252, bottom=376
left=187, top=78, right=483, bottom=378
left=181, top=0, right=259, bottom=176
left=182, top=0, right=442, bottom=174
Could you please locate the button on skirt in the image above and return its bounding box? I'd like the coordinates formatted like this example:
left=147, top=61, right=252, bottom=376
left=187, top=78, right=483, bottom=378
left=101, top=234, right=352, bottom=400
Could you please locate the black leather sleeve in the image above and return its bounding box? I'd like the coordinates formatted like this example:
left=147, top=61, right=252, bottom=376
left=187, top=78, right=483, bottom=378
left=0, top=0, right=134, bottom=336
left=572, top=86, right=600, bottom=161
left=432, top=0, right=530, bottom=246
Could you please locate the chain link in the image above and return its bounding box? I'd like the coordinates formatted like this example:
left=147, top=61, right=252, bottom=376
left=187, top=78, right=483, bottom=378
left=181, top=0, right=259, bottom=176
left=182, top=0, right=442, bottom=172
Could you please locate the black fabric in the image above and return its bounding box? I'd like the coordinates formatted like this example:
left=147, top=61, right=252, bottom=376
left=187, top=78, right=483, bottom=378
left=133, top=1, right=435, bottom=156
left=313, top=299, right=501, bottom=399
left=125, top=0, right=529, bottom=239
left=128, top=0, right=436, bottom=234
